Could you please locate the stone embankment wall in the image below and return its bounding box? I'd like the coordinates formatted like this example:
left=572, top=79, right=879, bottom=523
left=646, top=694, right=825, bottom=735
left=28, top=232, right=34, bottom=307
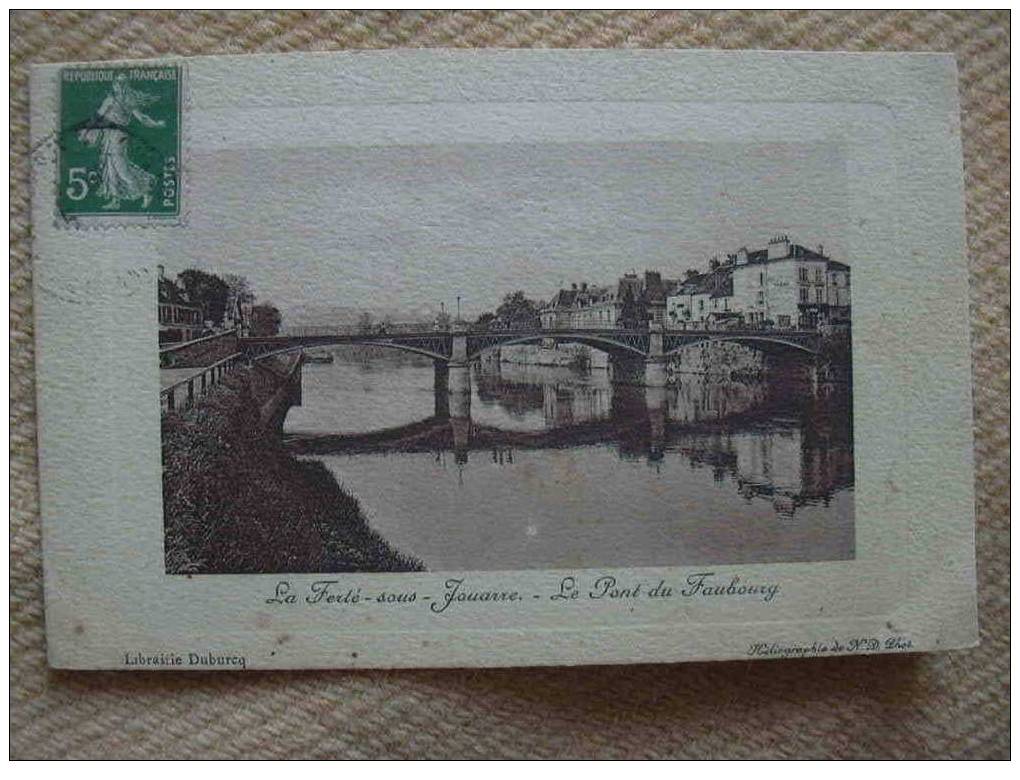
left=498, top=343, right=609, bottom=370
left=249, top=354, right=303, bottom=429
left=668, top=341, right=767, bottom=379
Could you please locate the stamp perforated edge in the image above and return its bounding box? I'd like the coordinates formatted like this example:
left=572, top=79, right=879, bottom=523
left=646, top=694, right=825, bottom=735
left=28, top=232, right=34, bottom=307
left=41, top=58, right=190, bottom=231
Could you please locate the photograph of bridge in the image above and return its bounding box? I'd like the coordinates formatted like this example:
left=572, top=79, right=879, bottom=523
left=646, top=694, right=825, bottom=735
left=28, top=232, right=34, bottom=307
left=157, top=141, right=854, bottom=574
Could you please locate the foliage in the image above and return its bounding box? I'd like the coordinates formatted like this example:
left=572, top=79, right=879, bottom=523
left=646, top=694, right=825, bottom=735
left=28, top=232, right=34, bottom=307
left=177, top=268, right=230, bottom=327
left=495, top=290, right=540, bottom=328
left=250, top=302, right=282, bottom=337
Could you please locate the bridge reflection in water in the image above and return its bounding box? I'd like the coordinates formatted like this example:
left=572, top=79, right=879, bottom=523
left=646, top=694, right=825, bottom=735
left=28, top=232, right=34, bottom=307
left=284, top=353, right=854, bottom=570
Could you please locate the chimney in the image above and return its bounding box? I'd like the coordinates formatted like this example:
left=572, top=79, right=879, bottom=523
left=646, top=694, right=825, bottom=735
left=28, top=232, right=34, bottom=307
left=157, top=264, right=165, bottom=280
left=571, top=282, right=578, bottom=290
left=767, top=235, right=790, bottom=261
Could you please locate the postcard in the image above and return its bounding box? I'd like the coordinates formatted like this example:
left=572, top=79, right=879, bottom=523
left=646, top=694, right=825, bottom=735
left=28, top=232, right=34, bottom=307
left=29, top=50, right=977, bottom=669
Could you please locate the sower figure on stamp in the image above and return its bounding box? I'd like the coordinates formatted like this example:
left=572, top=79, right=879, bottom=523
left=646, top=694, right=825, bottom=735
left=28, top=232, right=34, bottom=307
left=77, top=74, right=164, bottom=210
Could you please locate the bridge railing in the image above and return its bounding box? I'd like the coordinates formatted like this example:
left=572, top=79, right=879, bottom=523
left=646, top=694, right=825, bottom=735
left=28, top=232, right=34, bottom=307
left=160, top=352, right=244, bottom=415
left=160, top=328, right=240, bottom=369
left=245, top=324, right=821, bottom=340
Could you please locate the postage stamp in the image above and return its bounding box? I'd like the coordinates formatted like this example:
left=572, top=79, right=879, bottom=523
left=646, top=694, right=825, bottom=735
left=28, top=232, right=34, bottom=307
left=28, top=50, right=978, bottom=671
left=57, top=64, right=181, bottom=218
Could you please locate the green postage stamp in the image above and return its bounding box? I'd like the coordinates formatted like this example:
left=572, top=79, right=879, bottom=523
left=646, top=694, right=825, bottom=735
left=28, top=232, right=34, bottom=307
left=58, top=64, right=181, bottom=218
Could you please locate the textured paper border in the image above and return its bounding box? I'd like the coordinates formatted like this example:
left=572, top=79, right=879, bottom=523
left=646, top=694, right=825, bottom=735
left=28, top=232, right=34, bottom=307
left=29, top=49, right=978, bottom=670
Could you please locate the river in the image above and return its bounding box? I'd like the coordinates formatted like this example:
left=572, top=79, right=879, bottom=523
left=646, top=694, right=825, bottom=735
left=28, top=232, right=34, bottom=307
left=283, top=349, right=854, bottom=572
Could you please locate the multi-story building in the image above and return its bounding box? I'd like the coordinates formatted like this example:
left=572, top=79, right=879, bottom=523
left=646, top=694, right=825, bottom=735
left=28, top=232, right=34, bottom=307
left=732, top=236, right=821, bottom=329
left=539, top=238, right=848, bottom=334
left=823, top=259, right=851, bottom=327
left=157, top=266, right=204, bottom=344
left=667, top=237, right=851, bottom=331
left=666, top=264, right=738, bottom=329
left=541, top=271, right=675, bottom=330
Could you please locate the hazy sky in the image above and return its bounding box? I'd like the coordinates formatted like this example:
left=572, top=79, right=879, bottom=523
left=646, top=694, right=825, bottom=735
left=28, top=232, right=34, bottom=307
left=158, top=141, right=847, bottom=322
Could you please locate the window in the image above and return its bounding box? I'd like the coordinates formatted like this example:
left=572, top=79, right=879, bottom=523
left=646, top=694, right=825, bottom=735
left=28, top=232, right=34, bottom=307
left=815, top=288, right=824, bottom=303
left=799, top=287, right=809, bottom=303
left=757, top=291, right=764, bottom=304
left=759, top=272, right=764, bottom=285
left=798, top=267, right=809, bottom=282
left=699, top=299, right=704, bottom=311
left=814, top=268, right=822, bottom=283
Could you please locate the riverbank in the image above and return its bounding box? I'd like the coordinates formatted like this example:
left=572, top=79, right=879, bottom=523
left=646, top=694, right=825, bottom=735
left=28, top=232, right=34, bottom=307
left=161, top=357, right=423, bottom=574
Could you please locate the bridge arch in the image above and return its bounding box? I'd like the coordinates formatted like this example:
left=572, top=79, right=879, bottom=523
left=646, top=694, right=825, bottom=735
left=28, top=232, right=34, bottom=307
left=466, top=332, right=649, bottom=362
left=244, top=338, right=451, bottom=364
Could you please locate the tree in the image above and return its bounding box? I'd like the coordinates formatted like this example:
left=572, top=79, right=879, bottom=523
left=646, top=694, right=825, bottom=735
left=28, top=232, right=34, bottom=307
left=221, top=273, right=252, bottom=326
left=475, top=311, right=496, bottom=330
left=617, top=285, right=646, bottom=329
left=250, top=303, right=282, bottom=337
left=357, top=312, right=373, bottom=334
left=177, top=269, right=230, bottom=327
left=684, top=268, right=700, bottom=281
left=495, top=291, right=540, bottom=328
left=222, top=273, right=251, bottom=300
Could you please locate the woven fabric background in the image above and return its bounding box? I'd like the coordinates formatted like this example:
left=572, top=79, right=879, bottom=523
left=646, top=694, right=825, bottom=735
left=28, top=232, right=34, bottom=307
left=10, top=10, right=1009, bottom=759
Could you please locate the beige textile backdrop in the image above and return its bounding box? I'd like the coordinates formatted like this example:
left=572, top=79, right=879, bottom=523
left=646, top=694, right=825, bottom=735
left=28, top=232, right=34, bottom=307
left=9, top=10, right=1009, bottom=759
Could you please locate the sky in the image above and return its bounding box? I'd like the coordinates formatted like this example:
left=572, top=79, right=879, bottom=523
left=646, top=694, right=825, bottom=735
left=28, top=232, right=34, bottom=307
left=157, top=140, right=848, bottom=324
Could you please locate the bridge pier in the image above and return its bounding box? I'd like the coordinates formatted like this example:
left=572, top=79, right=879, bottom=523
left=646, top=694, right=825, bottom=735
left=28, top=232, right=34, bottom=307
left=447, top=363, right=472, bottom=417
left=450, top=415, right=471, bottom=465
left=446, top=326, right=473, bottom=419
left=433, top=356, right=472, bottom=462
left=644, top=323, right=667, bottom=387
left=645, top=382, right=667, bottom=460
left=608, top=324, right=669, bottom=388
left=451, top=324, right=468, bottom=363
left=643, top=359, right=668, bottom=388
left=433, top=362, right=450, bottom=418
left=434, top=357, right=472, bottom=418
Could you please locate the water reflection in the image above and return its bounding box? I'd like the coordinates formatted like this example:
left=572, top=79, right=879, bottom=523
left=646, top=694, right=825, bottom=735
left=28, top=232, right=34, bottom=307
left=476, top=360, right=853, bottom=513
left=284, top=351, right=854, bottom=569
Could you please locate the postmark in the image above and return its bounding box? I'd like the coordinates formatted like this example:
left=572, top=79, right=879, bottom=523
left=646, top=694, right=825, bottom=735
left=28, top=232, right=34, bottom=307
left=57, top=64, right=181, bottom=220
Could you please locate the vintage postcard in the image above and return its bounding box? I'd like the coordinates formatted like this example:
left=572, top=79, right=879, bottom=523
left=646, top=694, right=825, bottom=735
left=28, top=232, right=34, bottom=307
left=29, top=50, right=977, bottom=670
